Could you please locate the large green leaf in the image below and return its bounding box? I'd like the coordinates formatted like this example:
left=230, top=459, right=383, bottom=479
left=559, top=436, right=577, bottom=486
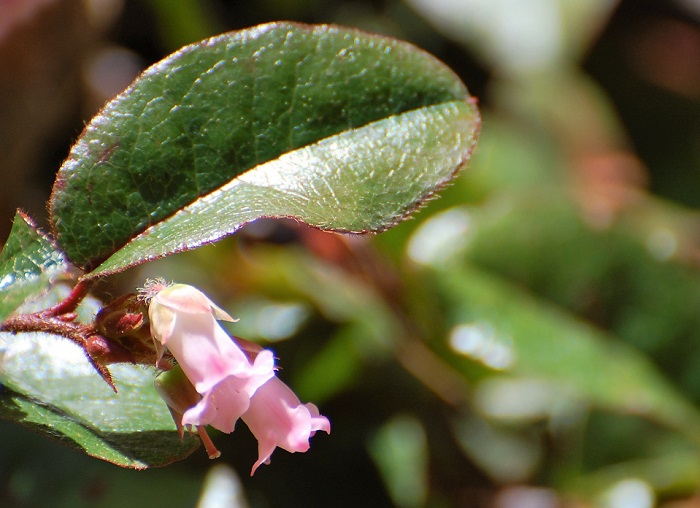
left=50, top=22, right=479, bottom=273
left=90, top=101, right=476, bottom=278
left=0, top=287, right=199, bottom=468
left=0, top=212, right=67, bottom=321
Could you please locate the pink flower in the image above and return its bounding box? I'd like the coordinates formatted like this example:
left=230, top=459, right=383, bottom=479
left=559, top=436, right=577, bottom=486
left=243, top=376, right=331, bottom=474
left=148, top=283, right=330, bottom=472
left=149, top=284, right=275, bottom=432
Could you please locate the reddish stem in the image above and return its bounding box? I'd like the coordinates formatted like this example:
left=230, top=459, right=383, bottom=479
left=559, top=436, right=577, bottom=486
left=0, top=283, right=117, bottom=392
left=0, top=313, right=91, bottom=344
left=197, top=426, right=221, bottom=459
left=41, top=279, right=94, bottom=317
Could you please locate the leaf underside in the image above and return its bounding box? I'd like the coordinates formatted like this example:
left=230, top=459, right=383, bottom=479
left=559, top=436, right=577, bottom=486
left=0, top=329, right=199, bottom=468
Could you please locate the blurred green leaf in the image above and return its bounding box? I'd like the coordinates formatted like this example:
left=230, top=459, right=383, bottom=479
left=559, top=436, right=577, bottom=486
left=214, top=243, right=399, bottom=348
left=0, top=212, right=67, bottom=321
left=451, top=414, right=541, bottom=483
left=0, top=287, right=199, bottom=468
left=369, top=415, right=428, bottom=508
left=435, top=264, right=700, bottom=443
left=294, top=325, right=364, bottom=403
left=50, top=22, right=479, bottom=274
left=570, top=451, right=700, bottom=499
left=144, top=0, right=220, bottom=50
left=460, top=194, right=700, bottom=399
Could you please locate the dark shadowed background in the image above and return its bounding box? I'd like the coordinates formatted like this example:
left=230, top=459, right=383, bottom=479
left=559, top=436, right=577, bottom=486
left=2, top=0, right=700, bottom=507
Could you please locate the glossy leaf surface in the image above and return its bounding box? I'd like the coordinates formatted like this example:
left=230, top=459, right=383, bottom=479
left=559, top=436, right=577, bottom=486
left=50, top=22, right=479, bottom=273
left=0, top=212, right=67, bottom=321
left=90, top=100, right=477, bottom=277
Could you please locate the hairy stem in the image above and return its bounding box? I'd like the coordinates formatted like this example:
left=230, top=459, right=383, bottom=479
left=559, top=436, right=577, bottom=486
left=0, top=312, right=93, bottom=346
left=41, top=279, right=95, bottom=317
left=0, top=293, right=117, bottom=391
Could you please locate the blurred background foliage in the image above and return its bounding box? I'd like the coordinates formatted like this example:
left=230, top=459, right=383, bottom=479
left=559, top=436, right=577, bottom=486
left=2, top=0, right=700, bottom=506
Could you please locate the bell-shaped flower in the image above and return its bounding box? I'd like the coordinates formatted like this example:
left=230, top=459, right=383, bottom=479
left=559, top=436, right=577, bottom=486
left=242, top=376, right=331, bottom=474
left=148, top=282, right=329, bottom=472
left=149, top=284, right=275, bottom=431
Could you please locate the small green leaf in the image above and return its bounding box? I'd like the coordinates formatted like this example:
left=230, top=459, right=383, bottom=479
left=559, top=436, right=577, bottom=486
left=0, top=287, right=199, bottom=468
left=50, top=22, right=479, bottom=272
left=0, top=212, right=67, bottom=321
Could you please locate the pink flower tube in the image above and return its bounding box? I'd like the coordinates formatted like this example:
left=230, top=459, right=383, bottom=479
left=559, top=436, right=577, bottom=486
left=243, top=376, right=331, bottom=474
left=149, top=283, right=329, bottom=472
left=149, top=284, right=275, bottom=432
